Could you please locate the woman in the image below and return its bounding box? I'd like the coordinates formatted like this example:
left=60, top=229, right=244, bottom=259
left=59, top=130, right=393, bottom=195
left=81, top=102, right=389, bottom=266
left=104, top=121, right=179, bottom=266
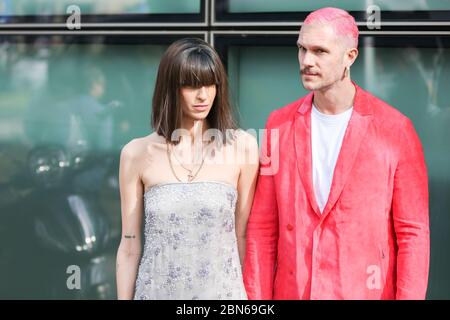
left=116, top=38, right=259, bottom=300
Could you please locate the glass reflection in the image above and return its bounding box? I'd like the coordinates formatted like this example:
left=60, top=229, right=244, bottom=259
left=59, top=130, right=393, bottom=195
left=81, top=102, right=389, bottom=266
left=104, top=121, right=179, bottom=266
left=0, top=36, right=167, bottom=298
left=0, top=0, right=201, bottom=16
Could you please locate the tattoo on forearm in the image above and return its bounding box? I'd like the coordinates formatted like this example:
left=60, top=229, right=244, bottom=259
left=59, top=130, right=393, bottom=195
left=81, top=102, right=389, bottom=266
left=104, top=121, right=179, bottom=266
left=124, top=235, right=136, bottom=239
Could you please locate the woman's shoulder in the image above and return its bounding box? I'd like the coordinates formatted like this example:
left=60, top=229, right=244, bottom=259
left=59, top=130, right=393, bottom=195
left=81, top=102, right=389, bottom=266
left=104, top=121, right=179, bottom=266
left=232, top=129, right=259, bottom=150
left=120, top=132, right=166, bottom=161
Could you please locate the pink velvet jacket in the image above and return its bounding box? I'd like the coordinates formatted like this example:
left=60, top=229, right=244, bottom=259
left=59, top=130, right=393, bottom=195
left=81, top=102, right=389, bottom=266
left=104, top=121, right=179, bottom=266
left=243, top=84, right=430, bottom=300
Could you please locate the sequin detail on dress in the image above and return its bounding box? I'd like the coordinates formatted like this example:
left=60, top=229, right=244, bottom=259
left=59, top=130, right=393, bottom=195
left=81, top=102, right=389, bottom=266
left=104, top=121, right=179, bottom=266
left=133, top=181, right=247, bottom=300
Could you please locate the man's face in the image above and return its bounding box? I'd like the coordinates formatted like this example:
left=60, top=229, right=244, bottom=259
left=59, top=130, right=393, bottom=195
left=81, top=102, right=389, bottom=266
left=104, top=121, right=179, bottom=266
left=297, top=23, right=348, bottom=92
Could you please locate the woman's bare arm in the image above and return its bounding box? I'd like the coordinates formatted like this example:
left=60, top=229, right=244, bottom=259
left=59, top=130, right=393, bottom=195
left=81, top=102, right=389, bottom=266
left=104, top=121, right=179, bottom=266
left=116, top=141, right=144, bottom=300
left=235, top=132, right=260, bottom=269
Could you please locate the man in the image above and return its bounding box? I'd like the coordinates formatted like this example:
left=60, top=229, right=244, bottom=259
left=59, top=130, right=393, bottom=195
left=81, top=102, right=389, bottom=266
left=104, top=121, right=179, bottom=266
left=243, top=7, right=430, bottom=299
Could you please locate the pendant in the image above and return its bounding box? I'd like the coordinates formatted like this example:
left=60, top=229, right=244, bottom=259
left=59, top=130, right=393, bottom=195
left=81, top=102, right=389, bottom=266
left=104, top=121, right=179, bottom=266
left=187, top=173, right=194, bottom=182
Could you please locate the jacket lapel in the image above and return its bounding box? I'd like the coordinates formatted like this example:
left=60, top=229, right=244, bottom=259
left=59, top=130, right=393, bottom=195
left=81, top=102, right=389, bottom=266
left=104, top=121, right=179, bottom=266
left=294, top=92, right=321, bottom=217
left=321, top=85, right=374, bottom=218
left=294, top=84, right=374, bottom=219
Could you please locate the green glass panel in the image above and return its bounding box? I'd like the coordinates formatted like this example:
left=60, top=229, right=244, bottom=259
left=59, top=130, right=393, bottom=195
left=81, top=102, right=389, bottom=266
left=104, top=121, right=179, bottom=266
left=0, top=0, right=200, bottom=16
left=228, top=46, right=304, bottom=131
left=228, top=43, right=450, bottom=299
left=0, top=38, right=167, bottom=298
left=229, top=0, right=450, bottom=13
left=0, top=41, right=164, bottom=149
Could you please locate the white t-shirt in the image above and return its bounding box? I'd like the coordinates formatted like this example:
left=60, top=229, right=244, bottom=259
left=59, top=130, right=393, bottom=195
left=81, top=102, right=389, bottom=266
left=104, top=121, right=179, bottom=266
left=311, top=103, right=353, bottom=213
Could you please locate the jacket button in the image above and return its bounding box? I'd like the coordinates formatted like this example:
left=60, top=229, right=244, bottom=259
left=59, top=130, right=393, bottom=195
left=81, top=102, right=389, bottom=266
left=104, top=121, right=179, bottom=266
left=287, top=224, right=294, bottom=231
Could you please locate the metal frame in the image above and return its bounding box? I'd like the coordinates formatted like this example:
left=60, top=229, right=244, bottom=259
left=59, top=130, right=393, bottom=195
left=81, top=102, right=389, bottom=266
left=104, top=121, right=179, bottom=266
left=0, top=32, right=208, bottom=55
left=211, top=30, right=450, bottom=72
left=0, top=0, right=449, bottom=50
left=210, top=30, right=450, bottom=48
left=0, top=31, right=208, bottom=38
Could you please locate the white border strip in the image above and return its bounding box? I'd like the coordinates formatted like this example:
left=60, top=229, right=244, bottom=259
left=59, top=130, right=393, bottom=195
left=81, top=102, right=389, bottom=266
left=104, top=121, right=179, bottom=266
left=211, top=21, right=450, bottom=27
left=0, top=22, right=207, bottom=28
left=359, top=31, right=450, bottom=35
left=211, top=0, right=217, bottom=25
left=0, top=30, right=208, bottom=39
left=205, top=0, right=210, bottom=28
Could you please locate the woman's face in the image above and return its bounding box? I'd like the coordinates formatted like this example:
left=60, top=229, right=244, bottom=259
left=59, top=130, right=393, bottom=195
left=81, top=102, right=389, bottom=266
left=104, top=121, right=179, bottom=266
left=180, top=84, right=217, bottom=122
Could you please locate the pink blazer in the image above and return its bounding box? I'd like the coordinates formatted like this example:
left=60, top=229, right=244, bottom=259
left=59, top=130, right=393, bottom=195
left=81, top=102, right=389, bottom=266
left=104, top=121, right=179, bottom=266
left=243, top=84, right=430, bottom=299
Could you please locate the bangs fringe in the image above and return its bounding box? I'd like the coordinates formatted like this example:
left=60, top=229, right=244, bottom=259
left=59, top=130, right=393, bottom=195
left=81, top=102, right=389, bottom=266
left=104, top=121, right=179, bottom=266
left=179, top=50, right=220, bottom=88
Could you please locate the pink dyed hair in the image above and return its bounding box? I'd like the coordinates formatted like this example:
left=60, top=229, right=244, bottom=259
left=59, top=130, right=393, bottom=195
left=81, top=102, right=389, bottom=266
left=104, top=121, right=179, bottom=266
left=303, top=7, right=359, bottom=48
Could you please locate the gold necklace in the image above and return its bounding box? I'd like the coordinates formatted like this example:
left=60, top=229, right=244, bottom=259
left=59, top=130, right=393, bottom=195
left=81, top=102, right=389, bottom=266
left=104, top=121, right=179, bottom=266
left=166, top=143, right=207, bottom=182
left=170, top=146, right=196, bottom=174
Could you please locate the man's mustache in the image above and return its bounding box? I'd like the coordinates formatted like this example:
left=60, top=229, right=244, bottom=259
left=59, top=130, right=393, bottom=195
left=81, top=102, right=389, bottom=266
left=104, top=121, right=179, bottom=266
left=301, top=68, right=319, bottom=75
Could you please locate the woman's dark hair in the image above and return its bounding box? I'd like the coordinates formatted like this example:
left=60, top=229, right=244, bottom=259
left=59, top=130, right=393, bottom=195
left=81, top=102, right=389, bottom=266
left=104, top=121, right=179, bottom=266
left=151, top=38, right=237, bottom=144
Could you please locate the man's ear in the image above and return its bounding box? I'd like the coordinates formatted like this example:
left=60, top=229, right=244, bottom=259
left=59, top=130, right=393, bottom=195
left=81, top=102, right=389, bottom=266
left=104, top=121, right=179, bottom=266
left=347, top=47, right=359, bottom=67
